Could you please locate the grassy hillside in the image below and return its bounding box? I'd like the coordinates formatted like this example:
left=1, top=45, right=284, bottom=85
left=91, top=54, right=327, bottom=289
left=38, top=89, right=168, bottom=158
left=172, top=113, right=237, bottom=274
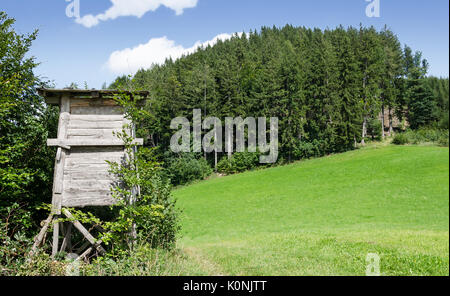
left=173, top=145, right=449, bottom=275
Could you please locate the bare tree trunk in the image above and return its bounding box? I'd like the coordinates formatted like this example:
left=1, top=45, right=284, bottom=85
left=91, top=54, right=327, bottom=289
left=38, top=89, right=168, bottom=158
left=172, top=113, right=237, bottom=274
left=288, top=117, right=291, bottom=162
left=361, top=73, right=367, bottom=146
left=361, top=116, right=367, bottom=146
left=388, top=106, right=394, bottom=136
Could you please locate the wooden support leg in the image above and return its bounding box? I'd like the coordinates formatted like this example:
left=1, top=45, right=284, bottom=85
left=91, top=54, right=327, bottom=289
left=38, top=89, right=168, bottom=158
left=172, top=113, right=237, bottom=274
left=66, top=223, right=73, bottom=253
left=60, top=223, right=72, bottom=253
left=52, top=217, right=59, bottom=259
left=60, top=222, right=65, bottom=240
left=62, top=209, right=106, bottom=254
left=29, top=213, right=53, bottom=257
left=76, top=246, right=93, bottom=262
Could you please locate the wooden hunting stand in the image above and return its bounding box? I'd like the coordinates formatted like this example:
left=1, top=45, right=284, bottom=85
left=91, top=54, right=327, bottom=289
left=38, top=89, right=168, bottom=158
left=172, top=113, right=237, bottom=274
left=30, top=89, right=148, bottom=260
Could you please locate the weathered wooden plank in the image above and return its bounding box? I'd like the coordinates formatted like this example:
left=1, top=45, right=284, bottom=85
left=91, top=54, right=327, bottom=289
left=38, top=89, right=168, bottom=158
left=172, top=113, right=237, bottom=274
left=71, top=106, right=124, bottom=115
left=64, top=162, right=121, bottom=171
left=64, top=163, right=113, bottom=172
left=63, top=179, right=115, bottom=190
left=66, top=152, right=123, bottom=160
left=62, top=188, right=115, bottom=203
left=62, top=198, right=117, bottom=207
left=69, top=114, right=124, bottom=121
left=52, top=218, right=59, bottom=258
left=69, top=120, right=124, bottom=130
left=65, top=154, right=123, bottom=162
left=63, top=199, right=116, bottom=208
left=64, top=171, right=114, bottom=180
left=47, top=138, right=143, bottom=147
left=65, top=155, right=122, bottom=164
left=51, top=95, right=71, bottom=214
left=67, top=128, right=117, bottom=140
left=64, top=154, right=118, bottom=163
left=29, top=213, right=54, bottom=257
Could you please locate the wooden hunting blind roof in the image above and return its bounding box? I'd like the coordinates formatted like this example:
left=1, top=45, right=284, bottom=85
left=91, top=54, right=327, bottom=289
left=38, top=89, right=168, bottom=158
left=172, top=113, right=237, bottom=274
left=37, top=88, right=149, bottom=105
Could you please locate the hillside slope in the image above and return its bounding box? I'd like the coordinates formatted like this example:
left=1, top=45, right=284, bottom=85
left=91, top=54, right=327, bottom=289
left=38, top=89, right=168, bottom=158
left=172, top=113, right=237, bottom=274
left=174, top=145, right=449, bottom=275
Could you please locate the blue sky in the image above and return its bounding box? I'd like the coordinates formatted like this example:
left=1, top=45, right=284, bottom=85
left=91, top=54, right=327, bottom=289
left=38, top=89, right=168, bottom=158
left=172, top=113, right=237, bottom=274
left=1, top=0, right=449, bottom=88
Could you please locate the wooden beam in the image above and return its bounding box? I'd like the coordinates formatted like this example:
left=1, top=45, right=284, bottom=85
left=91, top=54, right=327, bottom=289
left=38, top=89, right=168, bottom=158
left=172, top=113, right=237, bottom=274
left=76, top=246, right=93, bottom=262
left=29, top=213, right=53, bottom=257
left=60, top=223, right=72, bottom=253
left=51, top=95, right=70, bottom=214
left=52, top=218, right=59, bottom=259
left=47, top=138, right=144, bottom=147
left=62, top=209, right=106, bottom=254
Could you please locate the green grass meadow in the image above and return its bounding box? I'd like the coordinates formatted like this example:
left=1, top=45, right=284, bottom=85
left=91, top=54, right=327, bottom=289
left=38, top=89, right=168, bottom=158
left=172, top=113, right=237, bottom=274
left=173, top=145, right=449, bottom=276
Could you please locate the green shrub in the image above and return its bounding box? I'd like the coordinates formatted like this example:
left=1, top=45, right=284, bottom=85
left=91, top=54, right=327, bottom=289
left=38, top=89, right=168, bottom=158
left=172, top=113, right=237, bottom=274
left=14, top=243, right=198, bottom=276
left=163, top=152, right=213, bottom=186
left=438, top=134, right=449, bottom=147
left=293, top=140, right=322, bottom=159
left=392, top=128, right=449, bottom=146
left=103, top=129, right=181, bottom=253
left=392, top=134, right=409, bottom=145
left=407, top=128, right=439, bottom=144
left=217, top=151, right=260, bottom=175
left=81, top=243, right=202, bottom=276
left=0, top=218, right=32, bottom=275
left=16, top=252, right=67, bottom=276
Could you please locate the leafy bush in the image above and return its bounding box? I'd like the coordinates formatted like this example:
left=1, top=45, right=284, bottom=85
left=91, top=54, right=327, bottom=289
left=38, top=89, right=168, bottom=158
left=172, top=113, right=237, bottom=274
left=16, top=252, right=67, bottom=276
left=81, top=243, right=202, bottom=276
left=1, top=12, right=58, bottom=243
left=438, top=134, right=449, bottom=147
left=163, top=152, right=213, bottom=186
left=0, top=216, right=33, bottom=275
left=14, top=243, right=201, bottom=276
left=101, top=128, right=180, bottom=253
left=392, top=128, right=449, bottom=146
left=407, top=128, right=447, bottom=145
left=392, top=134, right=409, bottom=145
left=217, top=151, right=260, bottom=175
left=293, top=140, right=322, bottom=159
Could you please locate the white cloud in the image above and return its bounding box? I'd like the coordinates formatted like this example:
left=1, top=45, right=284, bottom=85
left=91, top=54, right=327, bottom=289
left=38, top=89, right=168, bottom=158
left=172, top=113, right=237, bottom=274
left=106, top=33, right=239, bottom=75
left=76, top=0, right=199, bottom=28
